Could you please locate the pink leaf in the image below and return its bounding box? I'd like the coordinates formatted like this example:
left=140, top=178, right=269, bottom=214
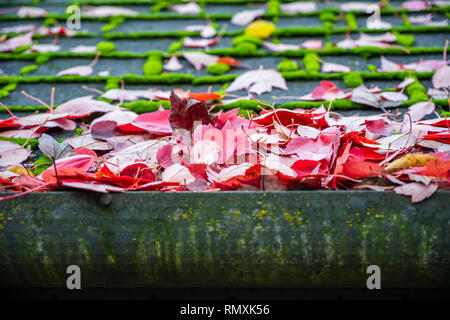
left=394, top=182, right=438, bottom=203
left=300, top=39, right=323, bottom=49
left=404, top=101, right=435, bottom=122
left=340, top=2, right=378, bottom=12
left=61, top=180, right=125, bottom=193
left=402, top=0, right=430, bottom=11
left=30, top=44, right=60, bottom=52
left=432, top=65, right=450, bottom=89
left=17, top=6, right=47, bottom=17
left=183, top=37, right=218, bottom=48
left=54, top=95, right=116, bottom=118
left=262, top=41, right=300, bottom=52
left=82, top=5, right=138, bottom=17
left=57, top=65, right=93, bottom=76
left=171, top=3, right=201, bottom=15
left=231, top=8, right=265, bottom=26
left=281, top=2, right=317, bottom=14
left=321, top=61, right=351, bottom=73
left=0, top=32, right=33, bottom=53
left=164, top=56, right=183, bottom=71
left=70, top=45, right=97, bottom=53
left=162, top=163, right=195, bottom=184
left=91, top=120, right=117, bottom=140
left=0, top=141, right=30, bottom=167
left=0, top=24, right=36, bottom=33
left=183, top=52, right=218, bottom=70
left=225, top=68, right=288, bottom=95
left=131, top=109, right=172, bottom=135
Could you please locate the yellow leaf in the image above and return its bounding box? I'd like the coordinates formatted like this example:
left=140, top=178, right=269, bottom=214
left=384, top=153, right=438, bottom=173
left=9, top=166, right=30, bottom=176
left=245, top=20, right=276, bottom=39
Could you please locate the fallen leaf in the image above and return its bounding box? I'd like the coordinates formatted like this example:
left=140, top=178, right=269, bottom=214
left=82, top=5, right=138, bottom=17
left=171, top=2, right=201, bottom=15
left=17, top=6, right=47, bottom=17
left=57, top=65, right=93, bottom=76
left=0, top=141, right=30, bottom=167
left=225, top=68, right=288, bottom=95
left=394, top=182, right=438, bottom=203
left=281, top=2, right=317, bottom=13
left=169, top=90, right=212, bottom=131
left=183, top=52, right=218, bottom=70
left=0, top=32, right=33, bottom=52
left=54, top=95, right=116, bottom=118
left=404, top=101, right=435, bottom=122
left=245, top=20, right=276, bottom=38
left=164, top=56, right=183, bottom=71
left=231, top=8, right=265, bottom=26
left=38, top=133, right=73, bottom=160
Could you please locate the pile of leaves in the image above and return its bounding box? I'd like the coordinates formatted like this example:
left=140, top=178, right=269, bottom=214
left=0, top=88, right=449, bottom=203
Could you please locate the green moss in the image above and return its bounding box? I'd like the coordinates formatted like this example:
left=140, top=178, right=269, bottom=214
left=151, top=1, right=170, bottom=13
left=232, top=35, right=263, bottom=47
left=13, top=43, right=32, bottom=54
left=343, top=72, right=364, bottom=88
left=168, top=37, right=185, bottom=53
left=441, top=110, right=450, bottom=117
left=193, top=74, right=238, bottom=85
left=0, top=136, right=39, bottom=149
left=345, top=13, right=358, bottom=30
left=207, top=47, right=266, bottom=57
left=319, top=12, right=338, bottom=23
left=121, top=73, right=194, bottom=84
left=323, top=21, right=334, bottom=29
left=96, top=41, right=115, bottom=53
left=43, top=18, right=58, bottom=28
left=367, top=64, right=377, bottom=73
left=122, top=100, right=170, bottom=113
left=267, top=0, right=281, bottom=15
left=233, top=42, right=258, bottom=54
left=207, top=63, right=230, bottom=75
left=19, top=65, right=38, bottom=75
left=101, top=16, right=125, bottom=33
left=2, top=82, right=17, bottom=92
left=302, top=53, right=321, bottom=73
left=405, top=79, right=428, bottom=102
left=104, top=78, right=120, bottom=91
left=401, top=13, right=412, bottom=27
left=394, top=32, right=415, bottom=47
left=0, top=90, right=9, bottom=98
left=35, top=53, right=51, bottom=65
left=32, top=155, right=52, bottom=175
left=277, top=58, right=299, bottom=72
left=143, top=55, right=163, bottom=75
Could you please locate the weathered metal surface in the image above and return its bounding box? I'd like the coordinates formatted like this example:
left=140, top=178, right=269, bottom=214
left=0, top=191, right=448, bottom=288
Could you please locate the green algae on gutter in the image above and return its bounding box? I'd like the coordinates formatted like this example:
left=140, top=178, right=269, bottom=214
left=0, top=46, right=443, bottom=63
left=104, top=31, right=201, bottom=39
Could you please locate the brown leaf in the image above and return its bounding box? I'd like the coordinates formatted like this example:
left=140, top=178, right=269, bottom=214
left=169, top=90, right=212, bottom=132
